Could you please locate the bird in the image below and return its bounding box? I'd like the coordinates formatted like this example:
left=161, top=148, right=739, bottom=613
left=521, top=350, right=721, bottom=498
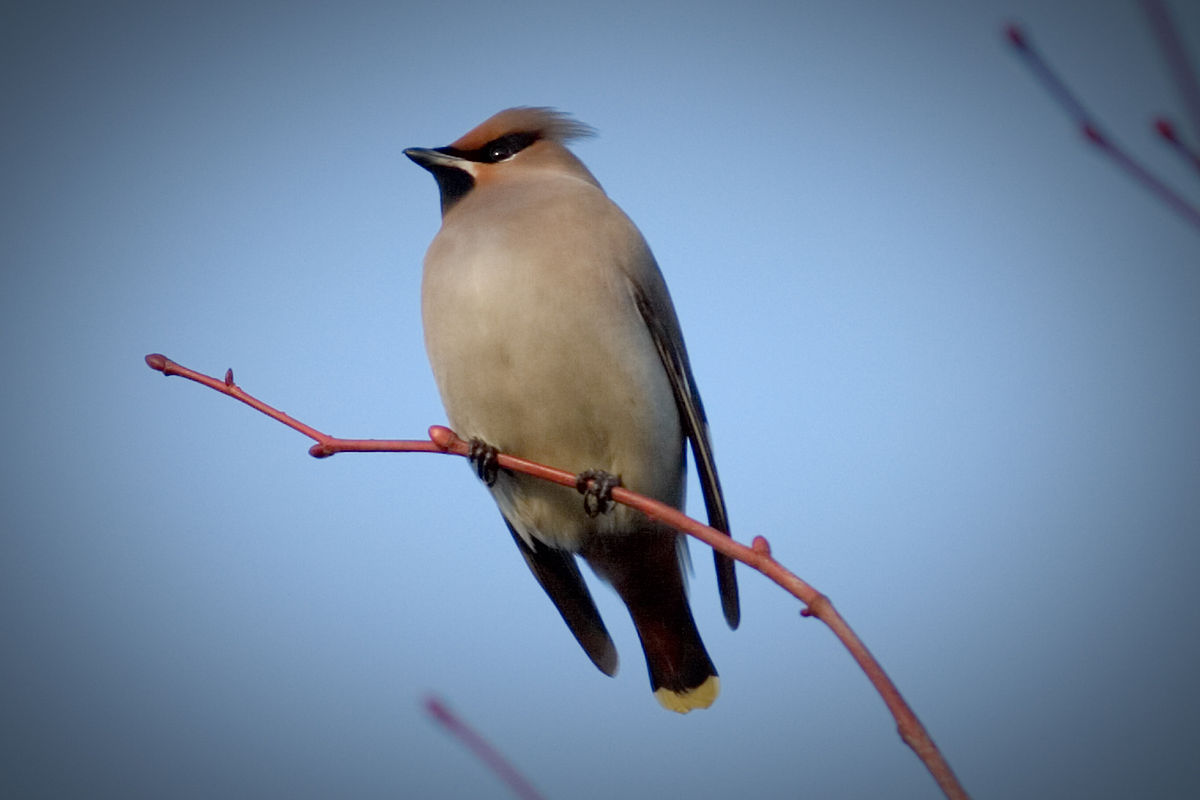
left=405, top=107, right=738, bottom=712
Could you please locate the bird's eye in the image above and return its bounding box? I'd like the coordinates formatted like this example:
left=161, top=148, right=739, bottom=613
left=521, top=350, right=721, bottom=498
left=488, top=140, right=515, bottom=161
left=484, top=133, right=536, bottom=163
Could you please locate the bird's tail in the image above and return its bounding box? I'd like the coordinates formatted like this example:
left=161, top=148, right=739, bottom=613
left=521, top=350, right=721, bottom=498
left=582, top=528, right=718, bottom=713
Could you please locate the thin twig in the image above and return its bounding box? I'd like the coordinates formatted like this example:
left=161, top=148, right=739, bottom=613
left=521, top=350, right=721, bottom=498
left=145, top=353, right=970, bottom=800
left=1154, top=116, right=1200, bottom=174
left=143, top=353, right=441, bottom=458
left=1141, top=0, right=1200, bottom=141
left=424, top=695, right=547, bottom=800
left=1004, top=23, right=1200, bottom=231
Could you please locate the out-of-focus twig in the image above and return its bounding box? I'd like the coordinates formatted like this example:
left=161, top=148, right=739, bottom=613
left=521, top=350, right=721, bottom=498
left=1004, top=22, right=1200, bottom=231
left=1154, top=116, right=1200, bottom=174
left=424, top=696, right=547, bottom=800
left=1141, top=0, right=1200, bottom=140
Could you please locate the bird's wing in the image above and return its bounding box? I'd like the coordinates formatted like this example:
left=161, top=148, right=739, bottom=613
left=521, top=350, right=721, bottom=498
left=632, top=283, right=741, bottom=629
left=505, top=520, right=619, bottom=675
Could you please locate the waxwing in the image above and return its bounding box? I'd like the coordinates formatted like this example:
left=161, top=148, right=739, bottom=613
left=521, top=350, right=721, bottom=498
left=406, top=107, right=738, bottom=712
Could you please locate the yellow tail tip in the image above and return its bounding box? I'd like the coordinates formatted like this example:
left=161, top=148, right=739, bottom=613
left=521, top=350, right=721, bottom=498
left=653, top=676, right=719, bottom=713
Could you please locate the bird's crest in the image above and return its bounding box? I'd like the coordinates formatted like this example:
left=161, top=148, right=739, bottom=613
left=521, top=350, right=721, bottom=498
left=449, top=107, right=595, bottom=151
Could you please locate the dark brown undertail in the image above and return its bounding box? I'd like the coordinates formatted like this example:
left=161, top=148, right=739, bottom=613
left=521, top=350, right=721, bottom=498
left=581, top=527, right=717, bottom=701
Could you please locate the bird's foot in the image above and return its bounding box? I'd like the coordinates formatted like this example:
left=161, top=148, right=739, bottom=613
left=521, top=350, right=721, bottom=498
left=575, top=469, right=622, bottom=517
left=468, top=438, right=500, bottom=487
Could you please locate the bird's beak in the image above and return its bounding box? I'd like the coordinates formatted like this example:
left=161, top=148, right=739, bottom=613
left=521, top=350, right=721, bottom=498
left=404, top=147, right=465, bottom=172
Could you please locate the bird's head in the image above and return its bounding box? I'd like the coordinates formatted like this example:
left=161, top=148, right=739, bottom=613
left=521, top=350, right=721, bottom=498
left=405, top=107, right=598, bottom=216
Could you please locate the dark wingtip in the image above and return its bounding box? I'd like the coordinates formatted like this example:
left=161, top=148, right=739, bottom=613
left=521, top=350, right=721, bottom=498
left=592, top=638, right=619, bottom=677
left=716, top=552, right=740, bottom=629
left=722, top=597, right=741, bottom=630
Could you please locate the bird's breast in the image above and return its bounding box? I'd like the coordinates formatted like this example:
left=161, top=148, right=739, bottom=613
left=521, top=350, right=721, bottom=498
left=420, top=186, right=684, bottom=549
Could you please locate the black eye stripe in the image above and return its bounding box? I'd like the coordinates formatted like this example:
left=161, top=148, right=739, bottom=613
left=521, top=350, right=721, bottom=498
left=438, top=132, right=539, bottom=164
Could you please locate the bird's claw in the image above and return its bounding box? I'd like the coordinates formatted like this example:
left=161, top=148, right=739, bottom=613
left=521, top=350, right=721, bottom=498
left=575, top=469, right=622, bottom=517
left=468, top=438, right=500, bottom=487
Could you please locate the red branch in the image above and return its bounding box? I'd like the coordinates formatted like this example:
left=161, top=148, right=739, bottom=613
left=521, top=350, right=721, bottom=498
left=145, top=353, right=970, bottom=800
left=1004, top=22, right=1200, bottom=231
left=1154, top=116, right=1200, bottom=174
left=424, top=695, right=547, bottom=800
left=1141, top=0, right=1200, bottom=141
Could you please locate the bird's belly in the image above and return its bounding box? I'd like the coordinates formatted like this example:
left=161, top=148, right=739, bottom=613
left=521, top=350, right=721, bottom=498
left=422, top=247, right=684, bottom=550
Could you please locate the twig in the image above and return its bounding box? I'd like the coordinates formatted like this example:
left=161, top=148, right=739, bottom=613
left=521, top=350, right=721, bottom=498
left=1141, top=0, right=1200, bottom=141
left=143, top=353, right=441, bottom=458
left=1004, top=23, right=1200, bottom=231
left=424, top=695, right=547, bottom=800
left=145, top=353, right=970, bottom=800
left=1154, top=116, right=1200, bottom=174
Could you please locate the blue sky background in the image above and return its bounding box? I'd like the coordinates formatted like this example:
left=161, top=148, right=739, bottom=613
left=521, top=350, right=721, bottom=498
left=3, top=1, right=1199, bottom=797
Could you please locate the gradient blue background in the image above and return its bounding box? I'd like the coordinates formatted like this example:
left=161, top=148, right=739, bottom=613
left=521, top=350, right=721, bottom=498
left=4, top=1, right=1199, bottom=797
